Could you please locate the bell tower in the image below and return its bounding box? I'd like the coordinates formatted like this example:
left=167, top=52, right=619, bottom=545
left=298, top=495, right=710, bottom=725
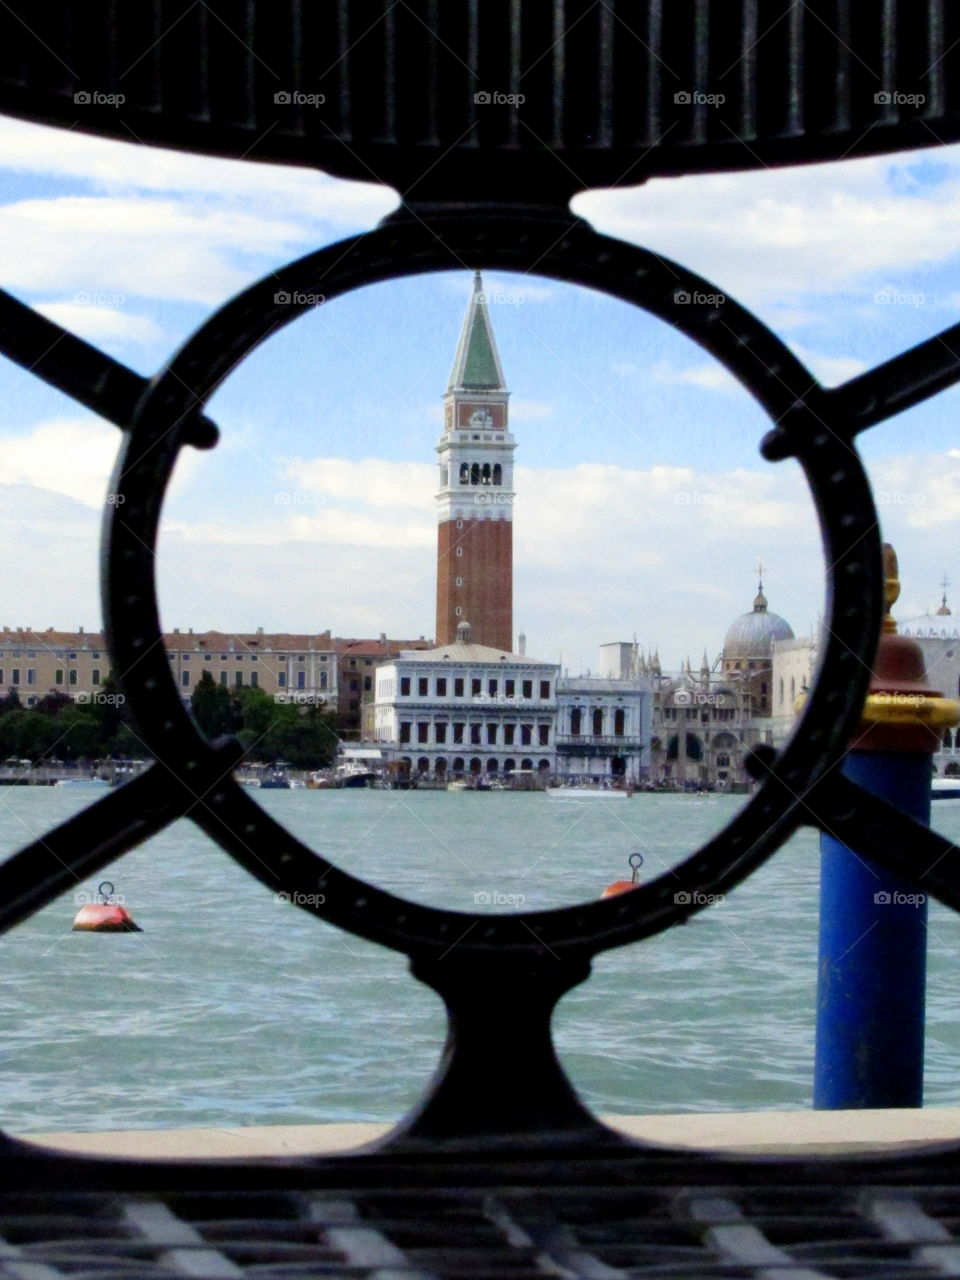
left=435, top=272, right=515, bottom=651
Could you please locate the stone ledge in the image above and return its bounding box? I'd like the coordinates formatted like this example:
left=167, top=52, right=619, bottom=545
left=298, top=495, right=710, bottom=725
left=13, top=1109, right=960, bottom=1160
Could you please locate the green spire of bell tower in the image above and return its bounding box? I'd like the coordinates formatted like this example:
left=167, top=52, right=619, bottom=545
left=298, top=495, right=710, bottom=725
left=447, top=271, right=507, bottom=392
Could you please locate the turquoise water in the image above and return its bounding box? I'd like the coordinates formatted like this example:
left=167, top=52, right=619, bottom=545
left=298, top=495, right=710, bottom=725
left=0, top=787, right=958, bottom=1133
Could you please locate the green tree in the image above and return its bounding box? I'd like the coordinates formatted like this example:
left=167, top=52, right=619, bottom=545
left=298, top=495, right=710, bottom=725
left=190, top=671, right=235, bottom=738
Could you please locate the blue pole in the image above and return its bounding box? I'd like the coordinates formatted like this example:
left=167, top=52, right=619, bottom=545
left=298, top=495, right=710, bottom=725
left=813, top=749, right=930, bottom=1109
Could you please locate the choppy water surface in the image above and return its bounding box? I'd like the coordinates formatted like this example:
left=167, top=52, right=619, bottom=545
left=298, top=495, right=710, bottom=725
left=0, top=787, right=958, bottom=1133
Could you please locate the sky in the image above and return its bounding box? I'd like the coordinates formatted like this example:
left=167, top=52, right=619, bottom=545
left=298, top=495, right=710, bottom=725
left=0, top=117, right=959, bottom=675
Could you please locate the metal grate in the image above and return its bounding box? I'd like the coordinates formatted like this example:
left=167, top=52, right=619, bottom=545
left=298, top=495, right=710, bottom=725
left=0, top=1179, right=960, bottom=1278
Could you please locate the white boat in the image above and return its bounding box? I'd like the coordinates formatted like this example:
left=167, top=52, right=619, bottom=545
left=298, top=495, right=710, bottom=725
left=932, top=777, right=960, bottom=800
left=54, top=777, right=109, bottom=788
left=546, top=786, right=630, bottom=800
left=446, top=779, right=469, bottom=791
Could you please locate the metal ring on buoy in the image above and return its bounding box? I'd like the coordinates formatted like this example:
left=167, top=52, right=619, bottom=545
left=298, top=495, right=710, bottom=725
left=72, top=883, right=141, bottom=932
left=602, top=853, right=645, bottom=899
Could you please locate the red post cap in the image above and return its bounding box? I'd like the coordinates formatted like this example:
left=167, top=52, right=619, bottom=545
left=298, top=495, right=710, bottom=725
left=850, top=545, right=960, bottom=752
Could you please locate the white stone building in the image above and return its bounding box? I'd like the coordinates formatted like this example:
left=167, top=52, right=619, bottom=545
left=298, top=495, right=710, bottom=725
left=373, top=623, right=559, bottom=778
left=554, top=676, right=652, bottom=783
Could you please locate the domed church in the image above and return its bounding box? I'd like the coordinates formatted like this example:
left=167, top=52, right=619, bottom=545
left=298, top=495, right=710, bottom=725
left=721, top=576, right=794, bottom=715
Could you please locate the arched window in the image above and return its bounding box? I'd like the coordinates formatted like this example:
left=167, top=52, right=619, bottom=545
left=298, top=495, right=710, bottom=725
left=503, top=758, right=516, bottom=773
left=487, top=758, right=498, bottom=773
left=521, top=757, right=534, bottom=771
left=537, top=759, right=550, bottom=771
left=470, top=462, right=480, bottom=485
left=592, top=707, right=604, bottom=736
left=459, top=462, right=469, bottom=484
left=779, top=677, right=784, bottom=704
left=469, top=757, right=482, bottom=774
left=570, top=707, right=582, bottom=735
left=613, top=708, right=625, bottom=736
left=440, top=466, right=448, bottom=487
left=790, top=676, right=796, bottom=701
left=481, top=463, right=491, bottom=484
left=452, top=756, right=465, bottom=775
left=417, top=756, right=430, bottom=774
left=435, top=757, right=447, bottom=776
left=493, top=463, right=502, bottom=486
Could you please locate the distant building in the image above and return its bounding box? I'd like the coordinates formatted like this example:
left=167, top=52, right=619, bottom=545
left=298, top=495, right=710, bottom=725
left=373, top=621, right=558, bottom=778
left=0, top=627, right=430, bottom=735
left=435, top=271, right=515, bottom=652
left=645, top=578, right=793, bottom=790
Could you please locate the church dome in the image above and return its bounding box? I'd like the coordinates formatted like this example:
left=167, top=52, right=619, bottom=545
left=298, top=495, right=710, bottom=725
left=723, top=582, right=794, bottom=660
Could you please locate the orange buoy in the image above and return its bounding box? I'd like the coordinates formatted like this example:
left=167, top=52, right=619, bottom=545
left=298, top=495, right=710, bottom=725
left=601, top=852, right=644, bottom=899
left=72, top=881, right=142, bottom=932
left=601, top=879, right=638, bottom=898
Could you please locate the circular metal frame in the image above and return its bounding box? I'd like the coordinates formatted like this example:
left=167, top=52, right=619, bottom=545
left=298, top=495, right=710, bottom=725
left=104, top=208, right=883, bottom=965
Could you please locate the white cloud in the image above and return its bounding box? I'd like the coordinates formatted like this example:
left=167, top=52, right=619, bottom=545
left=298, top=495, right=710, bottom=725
left=35, top=301, right=162, bottom=346
left=0, top=419, right=120, bottom=506
left=0, top=196, right=306, bottom=304
left=573, top=145, right=960, bottom=305
left=0, top=418, right=200, bottom=509
left=0, top=117, right=397, bottom=225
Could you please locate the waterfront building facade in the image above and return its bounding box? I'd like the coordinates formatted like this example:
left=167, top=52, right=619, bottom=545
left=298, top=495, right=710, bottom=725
left=435, top=271, right=515, bottom=652
left=644, top=582, right=793, bottom=790
left=373, top=624, right=558, bottom=778
left=0, top=626, right=430, bottom=735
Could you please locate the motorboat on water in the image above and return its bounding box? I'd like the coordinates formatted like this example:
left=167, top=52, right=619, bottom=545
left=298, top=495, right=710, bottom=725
left=546, top=785, right=631, bottom=800
left=932, top=776, right=960, bottom=800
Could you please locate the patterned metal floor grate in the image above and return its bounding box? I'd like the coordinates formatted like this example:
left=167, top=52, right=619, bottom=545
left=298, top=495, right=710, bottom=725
left=1, top=1180, right=960, bottom=1279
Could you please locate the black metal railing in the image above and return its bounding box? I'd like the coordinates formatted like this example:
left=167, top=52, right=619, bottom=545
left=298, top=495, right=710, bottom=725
left=0, top=5, right=958, bottom=1276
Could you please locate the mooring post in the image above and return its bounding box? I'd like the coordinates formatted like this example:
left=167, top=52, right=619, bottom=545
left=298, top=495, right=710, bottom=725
left=813, top=545, right=960, bottom=1109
